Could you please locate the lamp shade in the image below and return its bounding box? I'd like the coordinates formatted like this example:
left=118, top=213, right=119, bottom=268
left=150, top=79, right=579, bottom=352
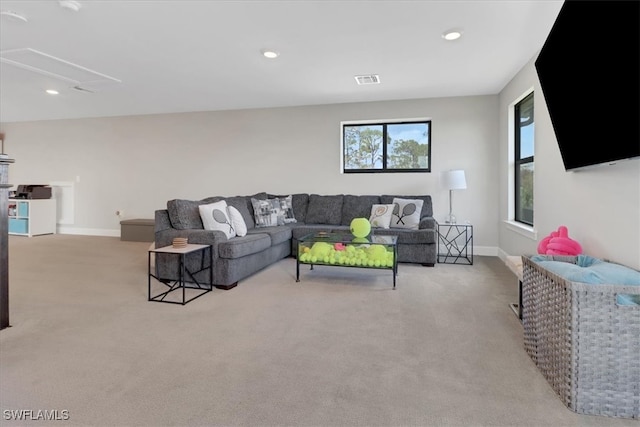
left=440, top=169, right=467, bottom=190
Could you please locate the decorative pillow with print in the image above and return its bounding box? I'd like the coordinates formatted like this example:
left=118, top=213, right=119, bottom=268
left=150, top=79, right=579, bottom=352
left=391, top=198, right=424, bottom=230
left=369, top=204, right=394, bottom=229
left=251, top=196, right=296, bottom=227
left=227, top=205, right=247, bottom=237
left=199, top=200, right=236, bottom=239
left=251, top=198, right=278, bottom=227
left=275, top=195, right=297, bottom=225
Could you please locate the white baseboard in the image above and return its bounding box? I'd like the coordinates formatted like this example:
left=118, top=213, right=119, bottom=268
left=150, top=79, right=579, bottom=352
left=474, top=246, right=498, bottom=257
left=57, top=226, right=119, bottom=237
left=438, top=244, right=498, bottom=257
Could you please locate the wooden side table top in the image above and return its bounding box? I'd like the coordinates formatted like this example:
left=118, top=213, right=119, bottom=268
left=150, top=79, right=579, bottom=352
left=151, top=244, right=209, bottom=254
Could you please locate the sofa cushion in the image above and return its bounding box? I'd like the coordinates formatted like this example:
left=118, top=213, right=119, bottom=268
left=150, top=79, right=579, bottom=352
left=200, top=196, right=225, bottom=205
left=218, top=234, right=272, bottom=259
left=247, top=225, right=292, bottom=246
left=381, top=195, right=433, bottom=218
left=167, top=199, right=205, bottom=230
left=390, top=198, right=423, bottom=229
left=341, top=195, right=381, bottom=225
left=291, top=193, right=310, bottom=223
left=306, top=194, right=344, bottom=225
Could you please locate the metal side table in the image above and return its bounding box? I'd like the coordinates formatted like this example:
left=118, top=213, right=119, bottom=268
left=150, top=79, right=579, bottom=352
left=437, top=222, right=473, bottom=265
left=148, top=243, right=212, bottom=305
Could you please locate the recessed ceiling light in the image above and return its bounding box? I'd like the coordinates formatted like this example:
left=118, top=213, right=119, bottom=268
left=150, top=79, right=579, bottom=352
left=261, top=49, right=279, bottom=59
left=442, top=29, right=463, bottom=41
left=46, top=89, right=59, bottom=95
left=0, top=10, right=28, bottom=23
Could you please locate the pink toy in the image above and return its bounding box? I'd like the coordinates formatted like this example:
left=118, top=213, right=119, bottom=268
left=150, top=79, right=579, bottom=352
left=537, top=225, right=582, bottom=256
left=334, top=243, right=345, bottom=251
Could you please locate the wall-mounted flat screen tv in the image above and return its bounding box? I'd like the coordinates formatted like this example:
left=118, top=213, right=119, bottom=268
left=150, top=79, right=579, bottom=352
left=535, top=0, right=640, bottom=171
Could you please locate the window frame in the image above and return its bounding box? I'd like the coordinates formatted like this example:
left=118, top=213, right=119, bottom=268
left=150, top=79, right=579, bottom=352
left=341, top=119, right=432, bottom=173
left=514, top=92, right=534, bottom=226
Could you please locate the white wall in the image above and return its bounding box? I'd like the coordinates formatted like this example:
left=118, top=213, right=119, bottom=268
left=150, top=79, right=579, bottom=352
left=499, top=55, right=640, bottom=270
left=1, top=95, right=500, bottom=254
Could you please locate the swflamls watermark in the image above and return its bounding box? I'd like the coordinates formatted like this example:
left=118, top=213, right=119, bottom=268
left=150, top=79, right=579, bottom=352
left=3, top=409, right=70, bottom=421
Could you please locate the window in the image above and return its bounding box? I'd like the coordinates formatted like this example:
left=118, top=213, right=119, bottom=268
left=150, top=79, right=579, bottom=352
left=342, top=120, right=431, bottom=173
left=515, top=93, right=534, bottom=225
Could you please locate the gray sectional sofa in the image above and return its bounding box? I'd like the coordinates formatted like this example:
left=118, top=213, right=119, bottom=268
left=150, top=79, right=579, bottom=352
left=154, top=192, right=437, bottom=289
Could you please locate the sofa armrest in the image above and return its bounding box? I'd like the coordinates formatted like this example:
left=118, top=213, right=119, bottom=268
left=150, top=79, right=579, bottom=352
left=419, top=216, right=437, bottom=230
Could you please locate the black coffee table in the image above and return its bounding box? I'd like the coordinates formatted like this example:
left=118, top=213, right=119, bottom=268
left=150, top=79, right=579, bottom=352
left=296, top=232, right=398, bottom=288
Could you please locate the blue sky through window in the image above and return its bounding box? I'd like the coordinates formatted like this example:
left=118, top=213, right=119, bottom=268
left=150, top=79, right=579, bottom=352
left=521, top=123, right=534, bottom=158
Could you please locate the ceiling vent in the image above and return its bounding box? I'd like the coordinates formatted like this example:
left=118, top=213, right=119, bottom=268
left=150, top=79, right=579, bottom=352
left=354, top=74, right=380, bottom=85
left=0, top=48, right=121, bottom=91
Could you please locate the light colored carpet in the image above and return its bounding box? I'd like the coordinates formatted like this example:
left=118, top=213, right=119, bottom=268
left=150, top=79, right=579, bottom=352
left=0, top=234, right=636, bottom=427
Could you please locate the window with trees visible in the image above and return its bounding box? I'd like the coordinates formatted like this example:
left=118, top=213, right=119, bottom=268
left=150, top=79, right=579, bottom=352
left=515, top=93, right=534, bottom=225
left=342, top=120, right=431, bottom=173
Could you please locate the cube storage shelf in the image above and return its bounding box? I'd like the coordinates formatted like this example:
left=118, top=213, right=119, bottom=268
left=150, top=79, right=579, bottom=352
left=8, top=199, right=56, bottom=237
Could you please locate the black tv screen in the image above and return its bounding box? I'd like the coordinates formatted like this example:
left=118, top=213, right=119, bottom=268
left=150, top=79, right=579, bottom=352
left=535, top=0, right=640, bottom=171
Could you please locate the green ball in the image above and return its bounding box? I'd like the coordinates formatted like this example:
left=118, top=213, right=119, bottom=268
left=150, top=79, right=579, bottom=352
left=350, top=218, right=371, bottom=238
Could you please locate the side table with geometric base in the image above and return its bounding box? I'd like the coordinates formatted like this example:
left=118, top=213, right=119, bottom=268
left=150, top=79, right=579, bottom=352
left=148, top=243, right=212, bottom=305
left=437, top=222, right=473, bottom=265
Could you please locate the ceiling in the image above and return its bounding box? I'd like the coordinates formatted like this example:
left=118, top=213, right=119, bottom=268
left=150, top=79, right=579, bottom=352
left=0, top=0, right=564, bottom=123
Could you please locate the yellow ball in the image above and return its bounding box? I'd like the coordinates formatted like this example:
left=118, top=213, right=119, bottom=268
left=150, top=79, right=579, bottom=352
left=350, top=218, right=371, bottom=238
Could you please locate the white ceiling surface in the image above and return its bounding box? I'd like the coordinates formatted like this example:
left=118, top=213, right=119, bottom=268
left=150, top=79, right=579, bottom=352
left=0, top=0, right=564, bottom=123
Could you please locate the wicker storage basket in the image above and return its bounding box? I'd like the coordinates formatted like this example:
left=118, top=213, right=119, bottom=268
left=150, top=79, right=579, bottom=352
left=522, top=255, right=639, bottom=419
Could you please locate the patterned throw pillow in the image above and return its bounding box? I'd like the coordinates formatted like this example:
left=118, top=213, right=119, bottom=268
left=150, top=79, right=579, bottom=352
left=251, top=198, right=278, bottom=227
left=391, top=198, right=424, bottom=230
left=199, top=200, right=236, bottom=239
left=369, top=204, right=394, bottom=229
left=251, top=197, right=297, bottom=227
left=275, top=195, right=297, bottom=224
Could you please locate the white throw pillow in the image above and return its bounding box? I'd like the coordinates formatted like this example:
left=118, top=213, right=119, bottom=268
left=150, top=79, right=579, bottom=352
left=227, top=205, right=247, bottom=237
left=199, top=200, right=236, bottom=239
left=391, top=198, right=424, bottom=230
left=369, top=204, right=394, bottom=229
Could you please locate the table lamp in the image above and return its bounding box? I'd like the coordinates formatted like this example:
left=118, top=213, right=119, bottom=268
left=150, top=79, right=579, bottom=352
left=440, top=169, right=467, bottom=224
